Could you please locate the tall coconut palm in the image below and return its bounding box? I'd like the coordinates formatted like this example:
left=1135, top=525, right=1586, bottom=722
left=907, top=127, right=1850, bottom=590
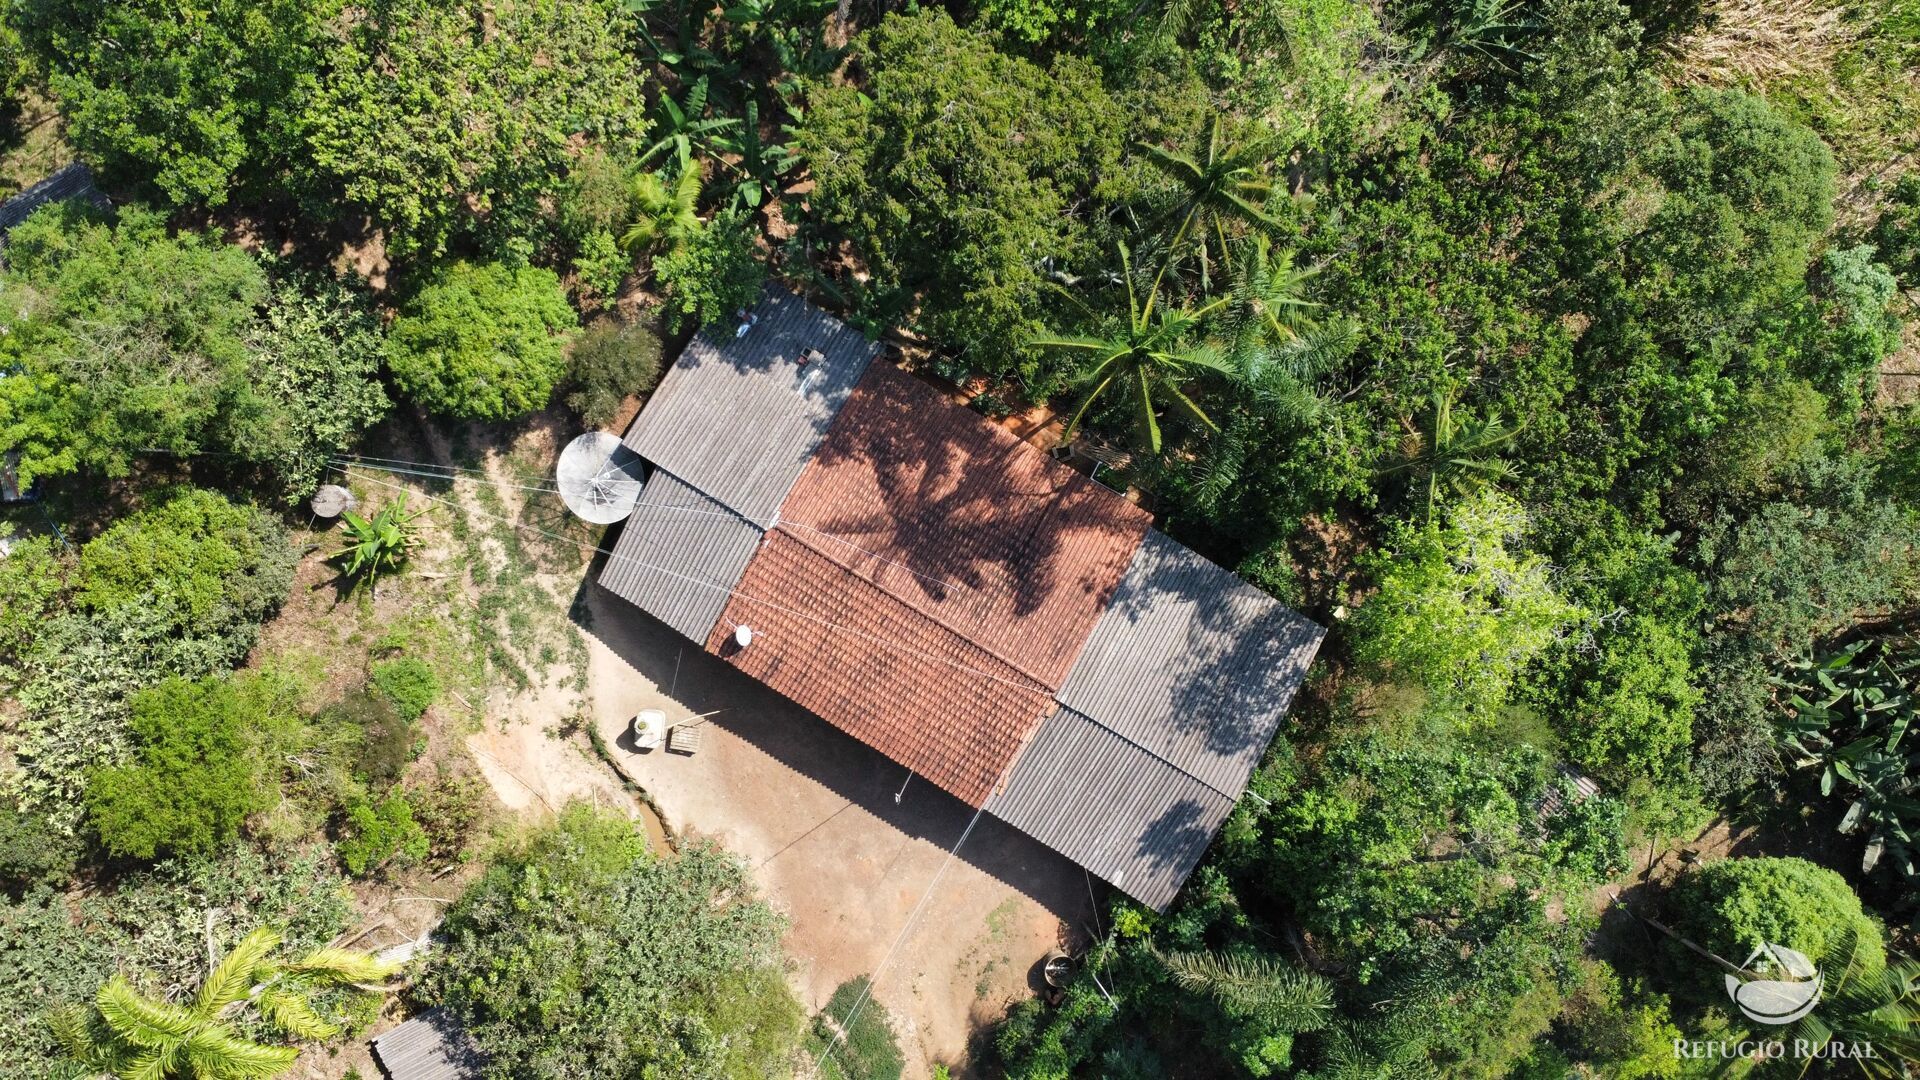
left=621, top=146, right=705, bottom=256
left=52, top=927, right=394, bottom=1080
left=1138, top=115, right=1286, bottom=290
left=1376, top=389, right=1522, bottom=518
left=1030, top=243, right=1238, bottom=454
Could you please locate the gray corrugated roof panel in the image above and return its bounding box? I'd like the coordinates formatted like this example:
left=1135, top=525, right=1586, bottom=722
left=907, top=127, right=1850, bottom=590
left=989, top=706, right=1234, bottom=911
left=597, top=468, right=763, bottom=643
left=0, top=163, right=108, bottom=235
left=1054, top=530, right=1325, bottom=798
left=370, top=1010, right=485, bottom=1080
left=623, top=287, right=879, bottom=527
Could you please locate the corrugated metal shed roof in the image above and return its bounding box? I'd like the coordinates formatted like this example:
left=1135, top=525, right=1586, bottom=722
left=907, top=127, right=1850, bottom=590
left=597, top=468, right=762, bottom=644
left=0, top=163, right=108, bottom=236
left=370, top=1010, right=485, bottom=1080
left=622, top=286, right=878, bottom=527
left=1055, top=530, right=1325, bottom=798
left=988, top=706, right=1234, bottom=911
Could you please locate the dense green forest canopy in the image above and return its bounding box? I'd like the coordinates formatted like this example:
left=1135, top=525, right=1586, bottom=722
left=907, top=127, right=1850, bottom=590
left=0, top=0, right=1916, bottom=1076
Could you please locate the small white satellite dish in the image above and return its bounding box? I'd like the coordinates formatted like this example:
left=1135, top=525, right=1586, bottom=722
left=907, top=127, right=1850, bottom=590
left=734, top=625, right=754, bottom=648
left=556, top=431, right=645, bottom=525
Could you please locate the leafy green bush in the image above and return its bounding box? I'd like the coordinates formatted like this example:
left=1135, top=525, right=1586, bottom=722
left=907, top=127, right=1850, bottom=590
left=808, top=977, right=905, bottom=1080
left=0, top=203, right=267, bottom=485
left=0, top=802, right=81, bottom=895
left=1668, top=857, right=1884, bottom=980
left=242, top=269, right=389, bottom=500
left=425, top=804, right=803, bottom=1077
left=653, top=211, right=766, bottom=332
left=1352, top=492, right=1584, bottom=721
left=85, top=676, right=267, bottom=861
left=370, top=657, right=440, bottom=722
left=410, top=772, right=490, bottom=863
left=564, top=318, right=664, bottom=427
left=386, top=261, right=577, bottom=420
left=322, top=690, right=417, bottom=787
left=77, top=487, right=297, bottom=652
left=335, top=790, right=428, bottom=877
left=0, top=534, right=70, bottom=666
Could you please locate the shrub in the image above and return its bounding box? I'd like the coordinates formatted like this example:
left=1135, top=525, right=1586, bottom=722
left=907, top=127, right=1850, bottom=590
left=386, top=261, right=576, bottom=420
left=425, top=804, right=802, bottom=1077
left=410, top=772, right=489, bottom=863
left=0, top=534, right=70, bottom=666
left=564, top=319, right=664, bottom=428
left=75, top=486, right=296, bottom=658
left=241, top=269, right=389, bottom=501
left=809, top=977, right=905, bottom=1080
left=85, top=676, right=266, bottom=861
left=1668, top=857, right=1884, bottom=980
left=324, top=690, right=417, bottom=786
left=370, top=657, right=440, bottom=721
left=0, top=802, right=81, bottom=895
left=335, top=790, right=428, bottom=877
left=652, top=211, right=765, bottom=332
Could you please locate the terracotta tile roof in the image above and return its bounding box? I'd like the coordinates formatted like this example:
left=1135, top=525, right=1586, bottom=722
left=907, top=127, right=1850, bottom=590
left=704, top=530, right=1056, bottom=806
left=773, top=364, right=1153, bottom=687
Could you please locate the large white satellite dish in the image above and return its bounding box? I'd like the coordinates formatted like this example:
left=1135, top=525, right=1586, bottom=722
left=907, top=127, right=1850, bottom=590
left=556, top=431, right=645, bottom=524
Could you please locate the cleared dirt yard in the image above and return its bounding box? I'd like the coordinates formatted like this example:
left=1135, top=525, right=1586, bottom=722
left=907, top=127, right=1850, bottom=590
left=575, top=580, right=1095, bottom=1078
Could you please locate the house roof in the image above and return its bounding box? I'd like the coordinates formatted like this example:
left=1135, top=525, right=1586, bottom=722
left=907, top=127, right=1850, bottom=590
left=1053, top=530, right=1325, bottom=798
left=987, top=706, right=1236, bottom=911
left=621, top=286, right=878, bottom=527
left=597, top=467, right=762, bottom=643
left=370, top=1010, right=485, bottom=1080
left=0, top=163, right=108, bottom=238
left=776, top=363, right=1152, bottom=687
left=601, top=295, right=1325, bottom=910
left=704, top=529, right=1056, bottom=807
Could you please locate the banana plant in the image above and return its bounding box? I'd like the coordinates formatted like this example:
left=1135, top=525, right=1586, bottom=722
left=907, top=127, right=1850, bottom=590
left=1774, top=639, right=1920, bottom=878
left=332, top=500, right=421, bottom=596
left=712, top=100, right=800, bottom=211
left=636, top=77, right=739, bottom=169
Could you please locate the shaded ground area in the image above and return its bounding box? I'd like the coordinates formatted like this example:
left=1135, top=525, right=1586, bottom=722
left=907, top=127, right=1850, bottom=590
left=577, top=580, right=1095, bottom=1077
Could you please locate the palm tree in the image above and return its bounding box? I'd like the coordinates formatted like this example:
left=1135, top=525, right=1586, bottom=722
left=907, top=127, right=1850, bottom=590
left=1376, top=390, right=1522, bottom=518
left=1030, top=243, right=1239, bottom=454
left=1158, top=947, right=1335, bottom=1032
left=1138, top=115, right=1286, bottom=290
left=1226, top=235, right=1320, bottom=349
left=52, top=927, right=394, bottom=1080
left=621, top=146, right=705, bottom=256
left=1779, top=929, right=1920, bottom=1076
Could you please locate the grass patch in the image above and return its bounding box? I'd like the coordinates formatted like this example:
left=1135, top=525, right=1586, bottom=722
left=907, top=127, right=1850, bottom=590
left=806, top=977, right=905, bottom=1080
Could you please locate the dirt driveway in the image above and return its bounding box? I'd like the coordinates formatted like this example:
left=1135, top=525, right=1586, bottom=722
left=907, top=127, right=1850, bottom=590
left=575, top=580, right=1095, bottom=1078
